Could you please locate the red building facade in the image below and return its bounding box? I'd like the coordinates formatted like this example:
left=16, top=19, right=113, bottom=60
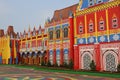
left=74, top=0, right=120, bottom=71
left=19, top=0, right=120, bottom=72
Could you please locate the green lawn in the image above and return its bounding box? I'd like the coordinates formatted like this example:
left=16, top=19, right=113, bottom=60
left=1, top=64, right=120, bottom=78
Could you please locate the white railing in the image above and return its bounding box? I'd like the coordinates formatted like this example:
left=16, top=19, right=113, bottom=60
left=32, top=47, right=36, bottom=51
left=20, top=48, right=26, bottom=52
left=37, top=47, right=42, bottom=51
left=26, top=48, right=30, bottom=52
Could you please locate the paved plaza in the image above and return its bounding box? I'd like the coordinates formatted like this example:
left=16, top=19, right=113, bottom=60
left=0, top=66, right=119, bottom=80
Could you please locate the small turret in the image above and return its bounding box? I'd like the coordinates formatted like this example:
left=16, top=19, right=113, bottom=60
left=0, top=29, right=4, bottom=37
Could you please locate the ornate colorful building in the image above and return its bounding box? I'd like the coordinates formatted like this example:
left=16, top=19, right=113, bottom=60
left=74, top=0, right=120, bottom=71
left=19, top=26, right=48, bottom=65
left=0, top=26, right=20, bottom=64
left=19, top=0, right=120, bottom=71
left=1, top=0, right=120, bottom=72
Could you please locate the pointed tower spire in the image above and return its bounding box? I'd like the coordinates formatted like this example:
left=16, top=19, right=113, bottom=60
left=23, top=30, right=26, bottom=38
left=33, top=26, right=36, bottom=31
left=33, top=26, right=36, bottom=36
left=39, top=25, right=41, bottom=30
left=24, top=29, right=26, bottom=34
left=28, top=25, right=31, bottom=32
left=28, top=25, right=31, bottom=37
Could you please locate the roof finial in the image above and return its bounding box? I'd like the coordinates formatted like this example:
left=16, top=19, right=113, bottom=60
left=28, top=25, right=31, bottom=32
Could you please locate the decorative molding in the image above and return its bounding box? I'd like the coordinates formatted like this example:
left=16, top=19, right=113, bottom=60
left=75, top=0, right=120, bottom=16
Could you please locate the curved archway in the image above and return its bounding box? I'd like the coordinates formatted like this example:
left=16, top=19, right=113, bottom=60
left=26, top=52, right=30, bottom=64
left=31, top=52, right=36, bottom=65
left=64, top=28, right=68, bottom=38
left=103, top=50, right=118, bottom=71
left=36, top=51, right=41, bottom=65
left=21, top=52, right=26, bottom=64
left=81, top=52, right=92, bottom=70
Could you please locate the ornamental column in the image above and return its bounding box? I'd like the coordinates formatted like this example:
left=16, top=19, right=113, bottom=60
left=95, top=44, right=101, bottom=71
left=74, top=45, right=79, bottom=70
left=69, top=13, right=74, bottom=61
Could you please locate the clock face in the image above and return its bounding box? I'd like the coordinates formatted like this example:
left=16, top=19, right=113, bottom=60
left=89, top=37, right=94, bottom=43
left=100, top=36, right=105, bottom=42
left=113, top=34, right=119, bottom=41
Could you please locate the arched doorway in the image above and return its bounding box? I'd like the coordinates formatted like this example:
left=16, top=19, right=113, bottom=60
left=36, top=51, right=41, bottom=65
left=22, top=52, right=26, bottom=64
left=31, top=52, right=36, bottom=65
left=26, top=52, right=30, bottom=65
left=43, top=50, right=47, bottom=65
left=39, top=50, right=47, bottom=65
left=82, top=52, right=92, bottom=70
left=103, top=50, right=118, bottom=71
left=17, top=52, right=21, bottom=64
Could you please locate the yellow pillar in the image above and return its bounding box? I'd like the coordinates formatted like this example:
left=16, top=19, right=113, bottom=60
left=106, top=9, right=110, bottom=42
left=95, top=12, right=98, bottom=43
left=74, top=13, right=77, bottom=44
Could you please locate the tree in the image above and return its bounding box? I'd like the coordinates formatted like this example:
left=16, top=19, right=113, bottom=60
left=41, top=60, right=45, bottom=66
left=63, top=62, right=68, bottom=68
left=47, top=60, right=51, bottom=67
left=68, top=59, right=74, bottom=69
left=90, top=60, right=96, bottom=71
left=117, top=63, right=120, bottom=72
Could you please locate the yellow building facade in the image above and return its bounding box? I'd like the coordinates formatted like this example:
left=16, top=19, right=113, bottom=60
left=0, top=36, right=10, bottom=64
left=0, top=26, right=19, bottom=64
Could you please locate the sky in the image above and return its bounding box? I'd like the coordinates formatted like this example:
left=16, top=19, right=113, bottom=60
left=0, top=0, right=79, bottom=33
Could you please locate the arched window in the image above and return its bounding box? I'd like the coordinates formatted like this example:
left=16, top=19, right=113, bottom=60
left=64, top=28, right=68, bottom=38
left=88, top=0, right=94, bottom=6
left=79, top=22, right=83, bottom=33
left=112, top=18, right=118, bottom=28
left=89, top=22, right=94, bottom=32
left=49, top=31, right=53, bottom=40
left=99, top=20, right=104, bottom=30
left=56, top=29, right=60, bottom=39
left=97, top=0, right=103, bottom=4
left=68, top=10, right=73, bottom=17
left=83, top=53, right=92, bottom=70
left=106, top=53, right=116, bottom=71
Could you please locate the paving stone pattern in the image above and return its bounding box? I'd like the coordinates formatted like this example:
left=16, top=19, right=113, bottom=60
left=0, top=66, right=119, bottom=80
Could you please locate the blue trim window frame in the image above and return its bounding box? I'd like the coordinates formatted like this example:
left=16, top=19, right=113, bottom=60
left=56, top=49, right=60, bottom=65
left=99, top=20, right=105, bottom=31
left=56, top=29, right=60, bottom=39
left=63, top=27, right=68, bottom=38
left=112, top=17, right=118, bottom=28
left=63, top=49, right=69, bottom=64
left=49, top=30, right=53, bottom=40
left=49, top=50, right=53, bottom=64
left=88, top=0, right=95, bottom=7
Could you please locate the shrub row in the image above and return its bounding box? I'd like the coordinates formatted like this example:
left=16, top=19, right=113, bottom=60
left=40, top=59, right=120, bottom=72
left=41, top=59, right=74, bottom=69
